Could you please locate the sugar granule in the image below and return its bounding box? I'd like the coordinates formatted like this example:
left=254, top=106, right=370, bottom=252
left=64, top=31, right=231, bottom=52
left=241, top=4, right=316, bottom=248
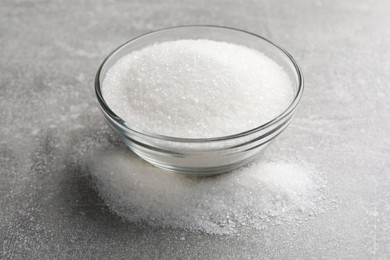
left=102, top=39, right=293, bottom=138
left=86, top=147, right=328, bottom=235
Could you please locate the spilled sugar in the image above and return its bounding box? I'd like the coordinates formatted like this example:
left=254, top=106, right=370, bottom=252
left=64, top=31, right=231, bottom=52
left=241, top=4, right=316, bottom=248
left=86, top=146, right=328, bottom=235
left=102, top=39, right=293, bottom=138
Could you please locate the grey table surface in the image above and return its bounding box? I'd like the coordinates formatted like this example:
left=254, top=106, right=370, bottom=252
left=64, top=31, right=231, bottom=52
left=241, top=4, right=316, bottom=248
left=1, top=0, right=390, bottom=259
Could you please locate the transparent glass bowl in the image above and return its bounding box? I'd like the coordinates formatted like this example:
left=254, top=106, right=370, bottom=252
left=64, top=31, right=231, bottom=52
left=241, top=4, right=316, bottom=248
left=95, top=26, right=304, bottom=176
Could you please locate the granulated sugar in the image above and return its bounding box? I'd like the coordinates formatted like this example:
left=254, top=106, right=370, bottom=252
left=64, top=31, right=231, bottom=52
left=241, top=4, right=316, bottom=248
left=86, top=146, right=328, bottom=235
left=102, top=39, right=293, bottom=138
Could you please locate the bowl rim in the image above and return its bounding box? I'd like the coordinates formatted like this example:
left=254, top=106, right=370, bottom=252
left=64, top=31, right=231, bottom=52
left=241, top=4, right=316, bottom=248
left=95, top=25, right=304, bottom=143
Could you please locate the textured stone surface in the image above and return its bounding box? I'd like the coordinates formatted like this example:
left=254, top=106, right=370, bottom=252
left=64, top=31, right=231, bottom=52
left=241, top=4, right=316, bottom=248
left=1, top=0, right=390, bottom=259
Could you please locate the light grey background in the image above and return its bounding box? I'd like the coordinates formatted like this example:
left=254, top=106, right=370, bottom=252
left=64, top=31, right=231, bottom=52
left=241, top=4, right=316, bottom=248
left=1, top=0, right=390, bottom=259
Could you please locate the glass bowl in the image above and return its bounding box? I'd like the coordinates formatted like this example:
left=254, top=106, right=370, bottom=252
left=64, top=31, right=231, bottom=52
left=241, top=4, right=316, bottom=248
left=95, top=25, right=304, bottom=176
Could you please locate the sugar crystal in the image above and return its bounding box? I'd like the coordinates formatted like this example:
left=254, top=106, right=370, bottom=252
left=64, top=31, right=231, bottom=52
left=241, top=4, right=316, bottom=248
left=102, top=39, right=293, bottom=138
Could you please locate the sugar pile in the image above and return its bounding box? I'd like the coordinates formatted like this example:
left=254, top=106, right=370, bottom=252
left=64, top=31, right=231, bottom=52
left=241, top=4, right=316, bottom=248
left=85, top=146, right=328, bottom=235
left=102, top=39, right=293, bottom=138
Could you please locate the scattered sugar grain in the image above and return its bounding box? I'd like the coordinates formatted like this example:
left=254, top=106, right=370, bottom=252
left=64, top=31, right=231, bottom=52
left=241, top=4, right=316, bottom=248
left=102, top=39, right=293, bottom=138
left=86, top=147, right=329, bottom=235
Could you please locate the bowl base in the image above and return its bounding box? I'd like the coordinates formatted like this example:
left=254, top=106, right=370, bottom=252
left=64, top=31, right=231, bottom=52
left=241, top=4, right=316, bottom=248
left=133, top=150, right=263, bottom=176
